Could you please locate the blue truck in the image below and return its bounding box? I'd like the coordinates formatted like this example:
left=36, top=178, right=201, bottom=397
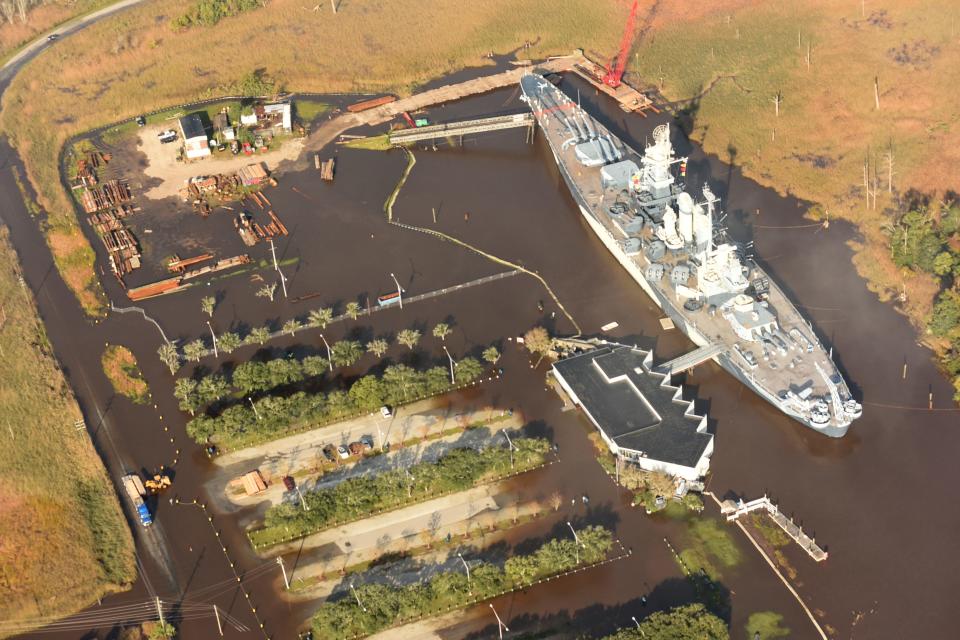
left=122, top=473, right=153, bottom=527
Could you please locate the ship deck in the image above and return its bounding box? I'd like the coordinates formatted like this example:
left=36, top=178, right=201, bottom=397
left=523, top=74, right=851, bottom=428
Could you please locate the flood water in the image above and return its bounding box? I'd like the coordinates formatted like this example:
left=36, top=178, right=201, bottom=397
left=1, top=67, right=957, bottom=640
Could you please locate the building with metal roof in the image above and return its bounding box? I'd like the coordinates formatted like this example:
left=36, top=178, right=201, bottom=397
left=552, top=342, right=713, bottom=481
left=179, top=113, right=210, bottom=159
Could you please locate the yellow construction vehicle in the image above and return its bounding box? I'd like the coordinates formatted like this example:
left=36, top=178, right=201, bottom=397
left=144, top=469, right=172, bottom=495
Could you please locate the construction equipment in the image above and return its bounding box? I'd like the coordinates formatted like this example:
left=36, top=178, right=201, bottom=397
left=401, top=111, right=416, bottom=128
left=144, top=470, right=172, bottom=494
left=603, top=0, right=639, bottom=88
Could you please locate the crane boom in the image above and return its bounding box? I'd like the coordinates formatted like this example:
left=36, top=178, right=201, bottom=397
left=603, top=0, right=640, bottom=88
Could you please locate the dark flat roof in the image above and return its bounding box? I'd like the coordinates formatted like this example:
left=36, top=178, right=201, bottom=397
left=179, top=113, right=207, bottom=140
left=553, top=344, right=712, bottom=468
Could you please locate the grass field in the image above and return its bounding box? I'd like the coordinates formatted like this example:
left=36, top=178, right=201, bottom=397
left=631, top=0, right=960, bottom=334
left=0, top=1, right=114, bottom=63
left=0, top=228, right=135, bottom=637
left=101, top=344, right=150, bottom=404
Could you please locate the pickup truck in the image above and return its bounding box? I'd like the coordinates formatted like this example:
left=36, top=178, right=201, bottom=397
left=121, top=473, right=153, bottom=527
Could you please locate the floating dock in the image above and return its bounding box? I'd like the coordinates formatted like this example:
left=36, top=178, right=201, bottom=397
left=720, top=495, right=829, bottom=562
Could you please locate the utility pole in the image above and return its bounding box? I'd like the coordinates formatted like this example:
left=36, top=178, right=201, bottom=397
left=772, top=90, right=781, bottom=117
left=457, top=552, right=472, bottom=594
left=330, top=0, right=336, bottom=13
left=214, top=605, right=223, bottom=636
left=269, top=238, right=288, bottom=299
left=319, top=333, right=333, bottom=371
left=277, top=556, right=290, bottom=589
left=501, top=429, right=515, bottom=468
left=206, top=321, right=218, bottom=358
left=155, top=597, right=168, bottom=638
left=442, top=345, right=456, bottom=384
left=248, top=397, right=260, bottom=420
left=489, top=603, right=509, bottom=639
left=874, top=75, right=880, bottom=110
left=389, top=272, right=403, bottom=309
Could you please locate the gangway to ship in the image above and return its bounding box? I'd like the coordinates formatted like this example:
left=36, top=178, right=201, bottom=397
left=389, top=112, right=534, bottom=146
left=655, top=343, right=726, bottom=376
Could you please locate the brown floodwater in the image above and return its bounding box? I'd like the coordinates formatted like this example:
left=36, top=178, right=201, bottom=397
left=1, top=67, right=956, bottom=640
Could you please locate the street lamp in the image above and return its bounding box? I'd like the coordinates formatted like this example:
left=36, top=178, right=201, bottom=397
left=318, top=333, right=333, bottom=372
left=489, top=603, right=509, bottom=639
left=442, top=344, right=456, bottom=384
left=457, top=552, right=472, bottom=594
left=566, top=521, right=583, bottom=565
left=269, top=238, right=288, bottom=299
left=501, top=429, right=515, bottom=469
left=248, top=397, right=260, bottom=420
left=295, top=486, right=310, bottom=512
left=389, top=272, right=403, bottom=309
left=350, top=582, right=367, bottom=612
left=404, top=468, right=415, bottom=497
left=632, top=616, right=646, bottom=637
left=206, top=321, right=218, bottom=358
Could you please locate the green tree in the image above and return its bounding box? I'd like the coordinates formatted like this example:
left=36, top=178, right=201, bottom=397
left=930, top=289, right=960, bottom=337
left=247, top=326, right=271, bottom=345
left=146, top=621, right=177, bottom=640
left=201, top=296, right=216, bottom=317
left=455, top=357, right=483, bottom=383
left=182, top=339, right=206, bottom=362
left=482, top=345, right=500, bottom=364
left=890, top=210, right=944, bottom=272
left=308, top=307, right=334, bottom=329
left=345, top=301, right=361, bottom=320
left=348, top=375, right=385, bottom=411
left=283, top=319, right=302, bottom=336
left=631, top=604, right=728, bottom=640
left=745, top=611, right=790, bottom=640
left=523, top=326, right=552, bottom=364
left=367, top=338, right=389, bottom=358
left=331, top=340, right=364, bottom=368
left=173, top=378, right=199, bottom=415
left=157, top=343, right=180, bottom=375
left=302, top=355, right=329, bottom=377
left=218, top=331, right=242, bottom=354
left=432, top=322, right=451, bottom=341
left=396, top=329, right=421, bottom=350
left=196, top=375, right=229, bottom=405
left=933, top=251, right=955, bottom=276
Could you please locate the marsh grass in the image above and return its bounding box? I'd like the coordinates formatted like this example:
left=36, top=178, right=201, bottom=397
left=0, top=228, right=135, bottom=636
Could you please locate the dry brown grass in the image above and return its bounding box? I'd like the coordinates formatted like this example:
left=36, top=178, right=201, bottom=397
left=0, top=1, right=112, bottom=61
left=101, top=344, right=150, bottom=404
left=631, top=0, right=960, bottom=332
left=0, top=227, right=135, bottom=637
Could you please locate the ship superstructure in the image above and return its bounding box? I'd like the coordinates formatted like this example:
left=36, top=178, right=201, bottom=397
left=520, top=73, right=861, bottom=436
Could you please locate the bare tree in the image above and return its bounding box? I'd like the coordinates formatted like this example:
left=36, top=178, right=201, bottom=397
left=432, top=322, right=451, bottom=341
left=549, top=491, right=562, bottom=512
left=256, top=283, right=277, bottom=302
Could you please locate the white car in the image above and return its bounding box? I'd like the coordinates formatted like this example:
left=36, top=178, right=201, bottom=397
left=157, top=130, right=177, bottom=143
left=380, top=405, right=393, bottom=419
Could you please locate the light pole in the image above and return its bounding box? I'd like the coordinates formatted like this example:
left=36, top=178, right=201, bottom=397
left=248, top=397, right=260, bottom=420
left=295, top=486, right=309, bottom=511
left=501, top=429, right=515, bottom=469
left=350, top=582, right=367, bottom=612
left=457, top=552, right=472, bottom=594
left=442, top=344, right=456, bottom=384
left=206, top=321, right=218, bottom=358
left=632, top=616, right=647, bottom=637
left=269, top=238, right=288, bottom=299
left=404, top=468, right=414, bottom=497
left=566, top=521, right=582, bottom=565
left=489, top=603, right=509, bottom=639
left=318, top=333, right=333, bottom=372
left=389, top=272, right=403, bottom=309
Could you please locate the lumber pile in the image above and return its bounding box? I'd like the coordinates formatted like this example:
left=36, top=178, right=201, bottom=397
left=320, top=158, right=335, bottom=181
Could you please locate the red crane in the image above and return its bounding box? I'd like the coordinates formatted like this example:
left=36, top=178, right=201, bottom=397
left=603, top=0, right=640, bottom=88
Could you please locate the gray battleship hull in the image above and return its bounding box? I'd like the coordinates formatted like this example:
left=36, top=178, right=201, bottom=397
left=542, top=129, right=850, bottom=438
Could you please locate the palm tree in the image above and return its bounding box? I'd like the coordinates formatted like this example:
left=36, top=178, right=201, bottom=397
left=201, top=296, right=216, bottom=317
left=308, top=307, right=334, bottom=329
left=366, top=338, right=389, bottom=358
left=256, top=283, right=277, bottom=302
left=247, top=326, right=271, bottom=345
left=217, top=332, right=241, bottom=354
left=173, top=378, right=199, bottom=415
left=183, top=339, right=206, bottom=362
left=157, top=342, right=180, bottom=374
left=330, top=340, right=363, bottom=367
left=482, top=345, right=501, bottom=364
left=345, top=301, right=361, bottom=320
left=283, top=319, right=302, bottom=336
left=396, top=328, right=421, bottom=350
left=523, top=326, right=552, bottom=365
left=432, top=322, right=451, bottom=341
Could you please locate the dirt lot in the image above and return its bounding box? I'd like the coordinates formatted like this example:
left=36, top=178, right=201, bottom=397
left=137, top=123, right=305, bottom=200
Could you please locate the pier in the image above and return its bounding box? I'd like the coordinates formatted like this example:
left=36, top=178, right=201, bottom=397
left=389, top=113, right=534, bottom=146
left=719, top=495, right=828, bottom=562
left=655, top=343, right=726, bottom=376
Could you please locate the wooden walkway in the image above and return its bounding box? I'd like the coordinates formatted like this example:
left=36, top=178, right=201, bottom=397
left=720, top=495, right=828, bottom=562
left=303, top=55, right=580, bottom=155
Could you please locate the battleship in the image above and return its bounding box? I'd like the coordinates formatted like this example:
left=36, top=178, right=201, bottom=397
left=520, top=73, right=862, bottom=436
